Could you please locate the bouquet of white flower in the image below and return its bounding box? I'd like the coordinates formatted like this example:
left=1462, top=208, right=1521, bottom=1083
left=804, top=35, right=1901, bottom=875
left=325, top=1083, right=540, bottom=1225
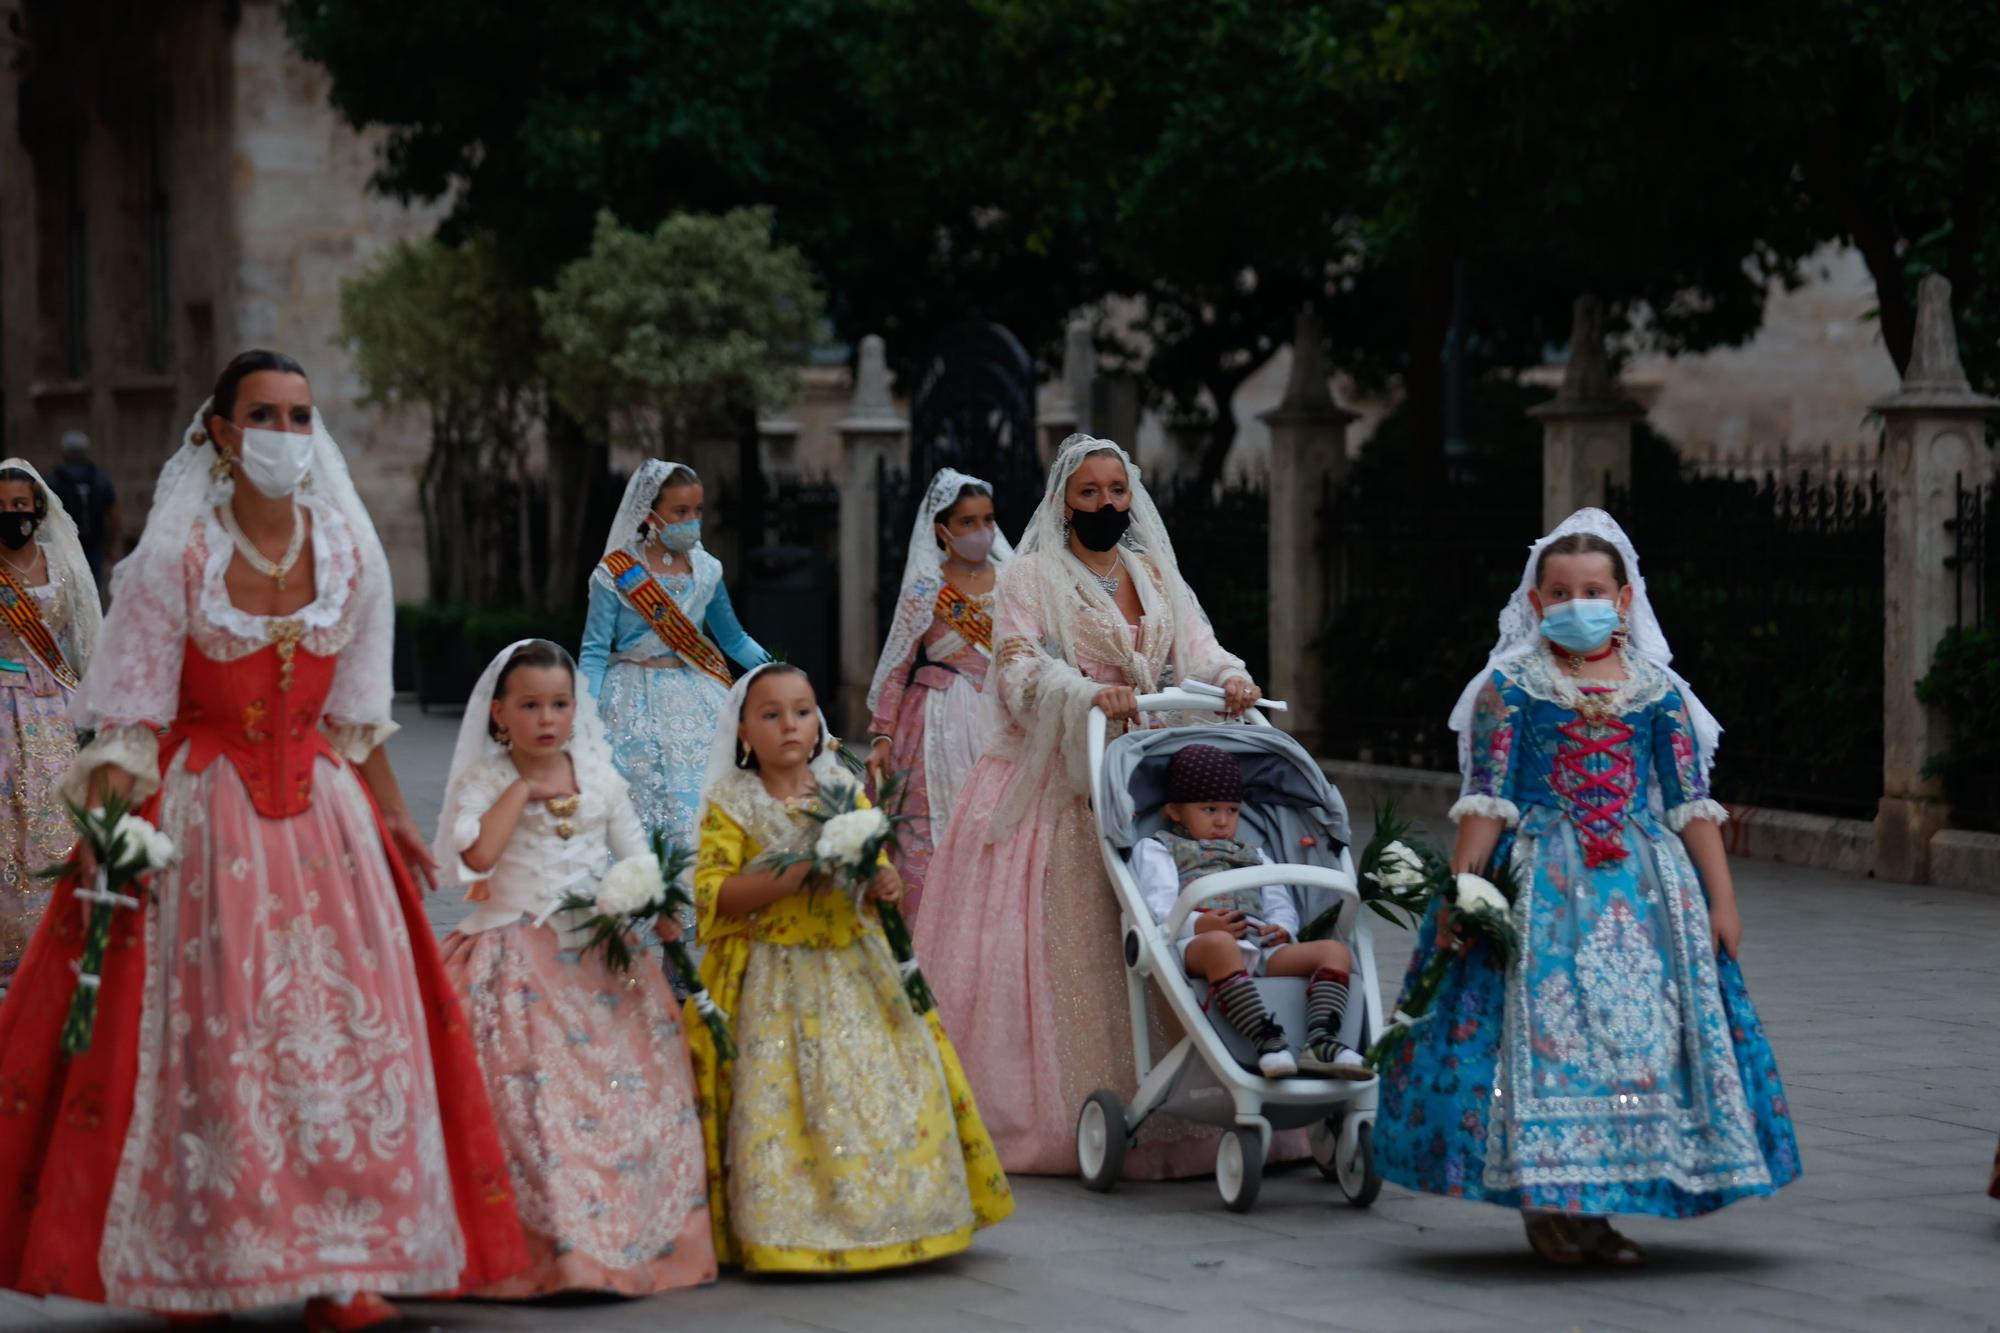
left=1299, top=800, right=1438, bottom=941
left=40, top=795, right=176, bottom=1055
left=1364, top=859, right=1523, bottom=1069
left=557, top=834, right=735, bottom=1061
left=760, top=768, right=934, bottom=1014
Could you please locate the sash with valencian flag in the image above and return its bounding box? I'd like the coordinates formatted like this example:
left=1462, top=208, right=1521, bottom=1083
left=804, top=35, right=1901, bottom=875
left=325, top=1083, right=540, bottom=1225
left=600, top=549, right=734, bottom=688
left=0, top=561, right=77, bottom=689
left=933, top=582, right=992, bottom=656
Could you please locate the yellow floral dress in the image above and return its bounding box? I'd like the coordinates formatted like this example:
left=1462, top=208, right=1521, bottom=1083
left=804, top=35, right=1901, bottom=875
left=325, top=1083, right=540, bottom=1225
left=689, top=769, right=1012, bottom=1273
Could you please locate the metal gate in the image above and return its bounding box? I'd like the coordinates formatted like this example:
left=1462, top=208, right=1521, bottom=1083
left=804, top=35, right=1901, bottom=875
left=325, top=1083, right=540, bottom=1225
left=880, top=320, right=1044, bottom=624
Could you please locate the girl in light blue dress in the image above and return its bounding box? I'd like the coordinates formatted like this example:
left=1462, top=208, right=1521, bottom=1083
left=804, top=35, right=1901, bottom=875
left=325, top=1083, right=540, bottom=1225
left=580, top=461, right=769, bottom=883
left=1372, top=509, right=1799, bottom=1266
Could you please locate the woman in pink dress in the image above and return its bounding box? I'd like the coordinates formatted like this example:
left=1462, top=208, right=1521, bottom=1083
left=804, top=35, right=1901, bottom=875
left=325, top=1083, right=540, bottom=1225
left=862, top=468, right=1013, bottom=915
left=0, top=351, right=525, bottom=1328
left=912, top=434, right=1266, bottom=1177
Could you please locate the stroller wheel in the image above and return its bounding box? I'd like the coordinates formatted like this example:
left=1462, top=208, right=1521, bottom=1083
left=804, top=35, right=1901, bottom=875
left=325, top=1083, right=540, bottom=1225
left=1215, top=1127, right=1263, bottom=1213
left=1308, top=1117, right=1341, bottom=1181
left=1334, top=1116, right=1383, bottom=1207
left=1076, top=1090, right=1127, bottom=1192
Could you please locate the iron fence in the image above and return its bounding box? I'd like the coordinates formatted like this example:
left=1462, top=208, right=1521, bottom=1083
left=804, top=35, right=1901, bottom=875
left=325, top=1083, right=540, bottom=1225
left=1153, top=476, right=1271, bottom=689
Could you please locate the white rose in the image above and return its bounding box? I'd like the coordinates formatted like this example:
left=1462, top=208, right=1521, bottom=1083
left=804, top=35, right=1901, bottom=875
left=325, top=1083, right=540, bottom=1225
left=1453, top=873, right=1509, bottom=918
left=815, top=808, right=886, bottom=871
left=596, top=854, right=665, bottom=918
left=110, top=814, right=176, bottom=870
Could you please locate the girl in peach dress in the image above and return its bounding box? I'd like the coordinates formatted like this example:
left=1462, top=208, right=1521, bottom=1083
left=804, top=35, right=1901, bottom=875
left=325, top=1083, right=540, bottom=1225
left=912, top=434, right=1271, bottom=1177
left=434, top=639, right=715, bottom=1297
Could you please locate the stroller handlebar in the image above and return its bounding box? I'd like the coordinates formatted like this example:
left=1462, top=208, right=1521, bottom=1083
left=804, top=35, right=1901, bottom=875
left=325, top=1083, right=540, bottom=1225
left=1084, top=689, right=1277, bottom=802
left=1159, top=865, right=1359, bottom=943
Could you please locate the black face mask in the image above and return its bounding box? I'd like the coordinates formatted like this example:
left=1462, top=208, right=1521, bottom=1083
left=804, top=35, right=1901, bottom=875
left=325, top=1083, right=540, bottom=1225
left=1067, top=502, right=1131, bottom=552
left=0, top=514, right=37, bottom=552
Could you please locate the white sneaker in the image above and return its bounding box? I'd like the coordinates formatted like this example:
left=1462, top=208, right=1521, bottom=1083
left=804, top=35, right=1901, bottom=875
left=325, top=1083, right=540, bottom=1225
left=1299, top=1039, right=1376, bottom=1081
left=1257, top=1047, right=1299, bottom=1078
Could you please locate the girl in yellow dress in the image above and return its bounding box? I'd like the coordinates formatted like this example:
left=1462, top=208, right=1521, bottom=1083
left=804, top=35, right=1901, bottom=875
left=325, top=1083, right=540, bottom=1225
left=688, top=662, right=1012, bottom=1272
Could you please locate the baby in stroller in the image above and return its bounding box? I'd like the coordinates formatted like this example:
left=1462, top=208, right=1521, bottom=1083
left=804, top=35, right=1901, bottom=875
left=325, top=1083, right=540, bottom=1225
left=1133, top=744, right=1374, bottom=1082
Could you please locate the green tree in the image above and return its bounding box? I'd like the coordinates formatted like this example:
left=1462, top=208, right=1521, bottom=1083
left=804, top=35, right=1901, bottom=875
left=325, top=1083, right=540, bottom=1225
left=337, top=235, right=542, bottom=606
left=535, top=208, right=825, bottom=603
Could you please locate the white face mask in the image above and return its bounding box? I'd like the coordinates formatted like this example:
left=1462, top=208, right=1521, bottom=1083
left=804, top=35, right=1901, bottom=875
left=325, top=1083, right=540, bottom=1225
left=237, top=427, right=315, bottom=498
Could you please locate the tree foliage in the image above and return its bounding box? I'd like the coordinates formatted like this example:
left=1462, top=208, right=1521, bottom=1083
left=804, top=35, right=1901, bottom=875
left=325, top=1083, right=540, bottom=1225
left=538, top=209, right=826, bottom=457
left=337, top=234, right=540, bottom=605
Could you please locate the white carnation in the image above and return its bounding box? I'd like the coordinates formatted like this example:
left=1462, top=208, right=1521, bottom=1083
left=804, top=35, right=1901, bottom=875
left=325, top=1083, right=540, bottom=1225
left=1368, top=840, right=1427, bottom=889
left=110, top=814, right=175, bottom=870
left=815, top=808, right=887, bottom=871
left=596, top=855, right=665, bottom=918
left=1453, top=873, right=1509, bottom=918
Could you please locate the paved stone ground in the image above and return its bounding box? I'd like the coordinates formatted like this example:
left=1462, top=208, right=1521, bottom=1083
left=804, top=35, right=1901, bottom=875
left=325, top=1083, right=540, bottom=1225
left=7, top=702, right=1998, bottom=1332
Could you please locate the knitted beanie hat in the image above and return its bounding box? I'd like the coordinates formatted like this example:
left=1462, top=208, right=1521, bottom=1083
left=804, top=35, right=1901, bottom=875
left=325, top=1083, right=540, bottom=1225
left=1165, top=743, right=1243, bottom=805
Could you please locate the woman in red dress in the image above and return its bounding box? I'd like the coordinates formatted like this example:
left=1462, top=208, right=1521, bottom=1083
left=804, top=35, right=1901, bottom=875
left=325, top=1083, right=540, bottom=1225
left=0, top=351, right=526, bottom=1327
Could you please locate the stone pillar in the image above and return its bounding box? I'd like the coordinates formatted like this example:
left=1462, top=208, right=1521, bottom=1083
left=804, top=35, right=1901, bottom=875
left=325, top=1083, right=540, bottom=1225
left=1260, top=310, right=1355, bottom=752
left=1531, top=296, right=1641, bottom=531
left=1869, top=275, right=1997, bottom=883
left=1038, top=318, right=1096, bottom=467
left=757, top=413, right=802, bottom=483
left=837, top=335, right=908, bottom=736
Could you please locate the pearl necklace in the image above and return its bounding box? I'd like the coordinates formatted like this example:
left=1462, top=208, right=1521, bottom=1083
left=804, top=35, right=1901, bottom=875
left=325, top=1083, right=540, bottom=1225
left=0, top=542, right=43, bottom=582
left=218, top=502, right=307, bottom=592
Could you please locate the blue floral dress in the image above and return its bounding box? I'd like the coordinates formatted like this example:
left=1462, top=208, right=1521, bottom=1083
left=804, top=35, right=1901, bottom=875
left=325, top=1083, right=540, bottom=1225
left=1373, top=650, right=1800, bottom=1217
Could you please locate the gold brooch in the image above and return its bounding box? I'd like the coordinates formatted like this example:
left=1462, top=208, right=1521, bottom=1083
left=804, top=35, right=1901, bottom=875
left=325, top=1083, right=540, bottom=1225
left=546, top=794, right=580, bottom=840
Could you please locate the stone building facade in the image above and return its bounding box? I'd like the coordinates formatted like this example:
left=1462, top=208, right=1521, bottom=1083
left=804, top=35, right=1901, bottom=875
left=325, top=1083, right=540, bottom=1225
left=0, top=0, right=436, bottom=593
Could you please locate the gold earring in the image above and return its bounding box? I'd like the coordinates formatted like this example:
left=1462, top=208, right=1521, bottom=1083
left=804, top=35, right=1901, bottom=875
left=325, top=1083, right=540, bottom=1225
left=210, top=450, right=233, bottom=483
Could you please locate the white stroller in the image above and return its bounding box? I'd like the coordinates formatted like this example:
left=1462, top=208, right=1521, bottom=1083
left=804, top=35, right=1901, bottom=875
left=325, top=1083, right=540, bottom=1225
left=1077, top=689, right=1386, bottom=1212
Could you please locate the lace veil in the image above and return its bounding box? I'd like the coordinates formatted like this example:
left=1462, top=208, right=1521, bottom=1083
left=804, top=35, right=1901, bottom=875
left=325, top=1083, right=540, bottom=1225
left=0, top=456, right=102, bottom=672
left=865, top=467, right=1015, bottom=713
left=70, top=399, right=395, bottom=735
left=431, top=638, right=616, bottom=887
left=600, top=459, right=701, bottom=561
left=696, top=661, right=846, bottom=837
left=1447, top=506, right=1722, bottom=785
left=982, top=433, right=1232, bottom=837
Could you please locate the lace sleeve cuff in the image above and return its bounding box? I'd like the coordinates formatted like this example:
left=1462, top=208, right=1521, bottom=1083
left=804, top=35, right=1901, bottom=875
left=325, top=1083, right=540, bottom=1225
left=1665, top=799, right=1729, bottom=833
left=1449, top=794, right=1521, bottom=827
left=324, top=719, right=400, bottom=764
left=62, top=724, right=163, bottom=807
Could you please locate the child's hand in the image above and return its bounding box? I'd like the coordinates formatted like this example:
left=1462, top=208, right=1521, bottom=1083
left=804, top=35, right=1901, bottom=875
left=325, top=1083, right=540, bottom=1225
left=866, top=864, right=906, bottom=904
left=1258, top=923, right=1292, bottom=945
left=1195, top=910, right=1250, bottom=939
left=655, top=914, right=685, bottom=944
left=1709, top=896, right=1743, bottom=958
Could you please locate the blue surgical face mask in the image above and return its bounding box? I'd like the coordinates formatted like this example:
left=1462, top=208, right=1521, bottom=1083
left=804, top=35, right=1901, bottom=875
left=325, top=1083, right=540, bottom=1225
left=1539, top=598, right=1622, bottom=653
left=654, top=516, right=701, bottom=553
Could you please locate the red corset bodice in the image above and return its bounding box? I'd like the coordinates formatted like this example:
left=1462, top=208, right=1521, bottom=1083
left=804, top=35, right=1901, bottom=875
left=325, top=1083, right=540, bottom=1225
left=162, top=636, right=340, bottom=818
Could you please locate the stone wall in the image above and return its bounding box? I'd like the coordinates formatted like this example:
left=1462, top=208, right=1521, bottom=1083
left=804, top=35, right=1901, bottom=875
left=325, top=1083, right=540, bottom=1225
left=227, top=0, right=441, bottom=597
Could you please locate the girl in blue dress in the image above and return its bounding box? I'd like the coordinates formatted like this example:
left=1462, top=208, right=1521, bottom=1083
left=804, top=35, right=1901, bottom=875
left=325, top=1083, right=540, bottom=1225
left=1372, top=509, right=1800, bottom=1265
left=580, top=461, right=770, bottom=895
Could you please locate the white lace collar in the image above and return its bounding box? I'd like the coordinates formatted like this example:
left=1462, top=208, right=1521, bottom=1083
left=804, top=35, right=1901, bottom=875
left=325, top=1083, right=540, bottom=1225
left=1504, top=646, right=1672, bottom=717
left=708, top=764, right=857, bottom=856
left=197, top=495, right=357, bottom=639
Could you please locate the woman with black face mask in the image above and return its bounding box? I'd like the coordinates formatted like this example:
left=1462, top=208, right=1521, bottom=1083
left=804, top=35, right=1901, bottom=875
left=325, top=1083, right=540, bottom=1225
left=912, top=434, right=1278, bottom=1181
left=0, top=460, right=99, bottom=1002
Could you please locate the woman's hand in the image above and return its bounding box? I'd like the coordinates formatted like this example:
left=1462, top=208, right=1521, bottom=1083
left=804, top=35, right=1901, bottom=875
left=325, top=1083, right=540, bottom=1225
left=1221, top=677, right=1262, bottom=718
left=1709, top=895, right=1743, bottom=959
left=866, top=864, right=907, bottom=904
left=1093, top=685, right=1139, bottom=723
left=865, top=737, right=892, bottom=793
left=383, top=808, right=439, bottom=892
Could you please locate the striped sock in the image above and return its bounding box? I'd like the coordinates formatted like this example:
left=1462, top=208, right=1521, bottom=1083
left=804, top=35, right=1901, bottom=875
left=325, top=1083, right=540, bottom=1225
left=1306, top=966, right=1350, bottom=1046
left=1213, top=972, right=1284, bottom=1052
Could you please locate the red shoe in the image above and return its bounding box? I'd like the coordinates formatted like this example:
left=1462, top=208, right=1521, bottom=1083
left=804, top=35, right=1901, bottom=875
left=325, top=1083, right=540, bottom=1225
left=302, top=1294, right=400, bottom=1332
